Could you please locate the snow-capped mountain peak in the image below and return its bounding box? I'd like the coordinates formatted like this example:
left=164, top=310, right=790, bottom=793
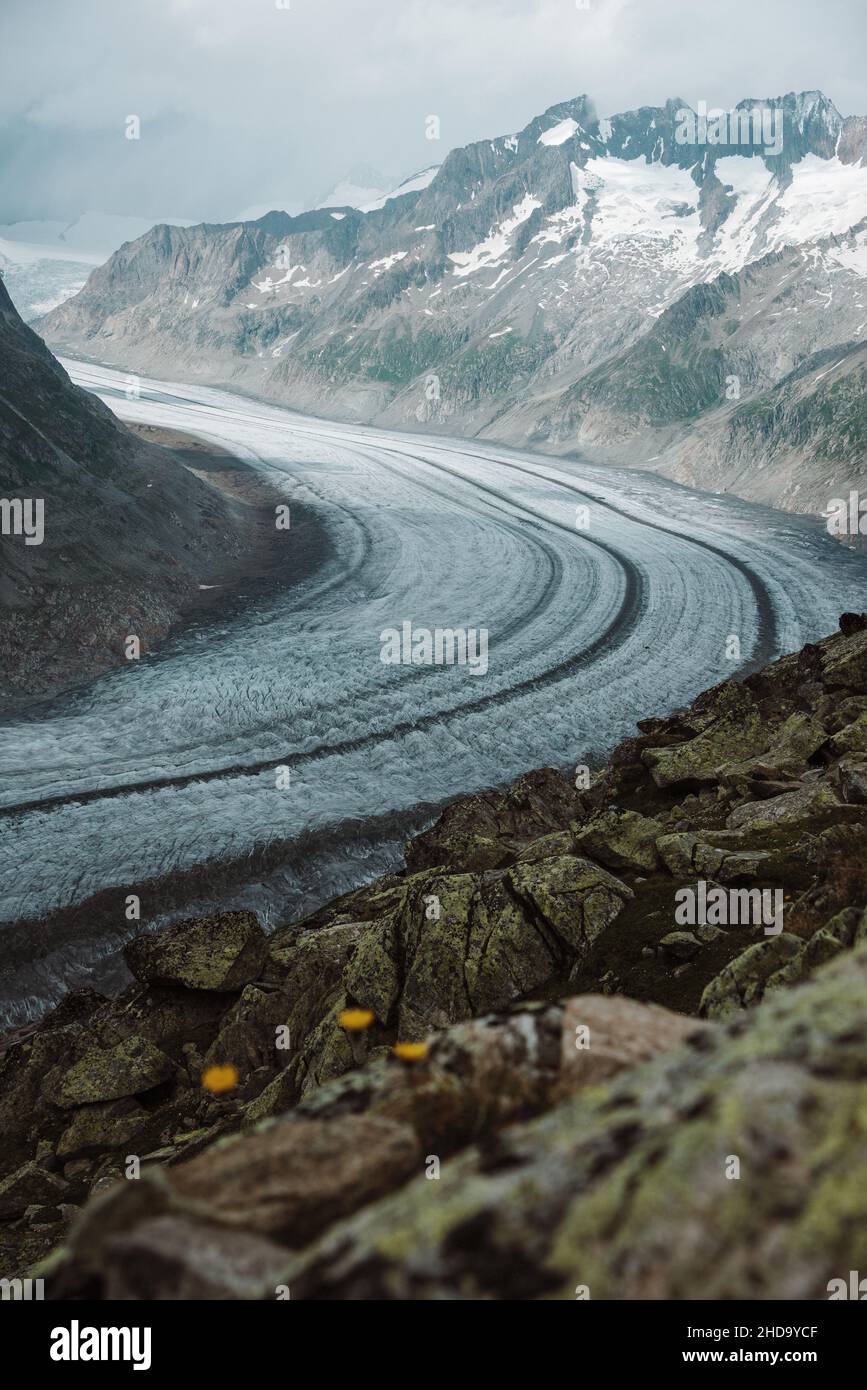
left=36, top=90, right=867, bottom=516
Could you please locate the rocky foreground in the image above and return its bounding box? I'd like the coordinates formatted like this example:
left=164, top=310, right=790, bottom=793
left=3, top=615, right=867, bottom=1298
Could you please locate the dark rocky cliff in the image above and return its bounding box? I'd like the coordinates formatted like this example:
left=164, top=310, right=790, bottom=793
left=0, top=277, right=286, bottom=708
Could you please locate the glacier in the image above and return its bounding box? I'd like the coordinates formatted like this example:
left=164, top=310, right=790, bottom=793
left=1, top=359, right=866, bottom=1024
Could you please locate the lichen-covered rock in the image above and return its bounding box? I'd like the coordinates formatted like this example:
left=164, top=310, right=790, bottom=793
left=284, top=991, right=360, bottom=1097
left=0, top=1025, right=88, bottom=1168
left=170, top=1113, right=421, bottom=1246
left=821, top=628, right=867, bottom=689
left=559, top=996, right=707, bottom=1090
left=45, top=1035, right=175, bottom=1108
left=515, top=830, right=575, bottom=863
left=837, top=756, right=867, bottom=804
left=342, top=915, right=401, bottom=1024
left=726, top=779, right=842, bottom=830
left=398, top=873, right=479, bottom=1036
left=241, top=1069, right=297, bottom=1127
left=830, top=713, right=867, bottom=756
left=699, top=933, right=803, bottom=1019
left=655, top=831, right=703, bottom=876
left=656, top=825, right=812, bottom=887
left=100, top=1214, right=291, bottom=1300
left=0, top=1159, right=69, bottom=1219
left=78, top=1112, right=420, bottom=1256
left=46, top=1109, right=422, bottom=1295
left=46, top=995, right=708, bottom=1295
left=202, top=983, right=294, bottom=1074
left=751, top=907, right=867, bottom=1000
left=571, top=809, right=662, bottom=873
left=280, top=943, right=867, bottom=1300
left=405, top=768, right=581, bottom=872
left=657, top=930, right=702, bottom=961
left=642, top=701, right=767, bottom=788
left=720, top=712, right=828, bottom=793
left=507, top=855, right=632, bottom=960
left=57, top=1099, right=153, bottom=1161
left=294, top=1005, right=567, bottom=1145
left=463, top=874, right=558, bottom=1013
left=333, top=857, right=632, bottom=1045
left=89, top=984, right=228, bottom=1060
left=124, top=911, right=268, bottom=992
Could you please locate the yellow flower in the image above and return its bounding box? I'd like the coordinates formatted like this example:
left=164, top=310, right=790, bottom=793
left=337, top=1007, right=375, bottom=1032
left=392, top=1041, right=428, bottom=1062
left=201, top=1063, right=239, bottom=1094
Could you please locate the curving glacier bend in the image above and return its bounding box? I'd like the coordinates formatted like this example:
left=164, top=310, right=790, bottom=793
left=1, top=359, right=866, bottom=1025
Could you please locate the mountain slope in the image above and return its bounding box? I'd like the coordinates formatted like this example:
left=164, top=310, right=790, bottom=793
left=0, top=276, right=257, bottom=708
left=0, top=212, right=194, bottom=321
left=485, top=227, right=867, bottom=510
left=644, top=337, right=867, bottom=514
left=38, top=90, right=867, bottom=514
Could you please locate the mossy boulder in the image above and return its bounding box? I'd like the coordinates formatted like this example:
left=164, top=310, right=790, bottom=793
left=831, top=713, right=867, bottom=756
left=124, top=911, right=268, bottom=992
left=57, top=1099, right=153, bottom=1160
left=720, top=712, right=828, bottom=792
left=46, top=1035, right=175, bottom=1109
left=821, top=629, right=867, bottom=689
left=515, top=830, right=575, bottom=863
left=507, top=855, right=632, bottom=958
left=571, top=809, right=662, bottom=873
left=0, top=1025, right=89, bottom=1167
left=166, top=1113, right=422, bottom=1247
left=837, top=756, right=867, bottom=804
left=726, top=779, right=842, bottom=830
left=0, top=1159, right=69, bottom=1219
left=658, top=930, right=702, bottom=961
left=642, top=709, right=767, bottom=788
left=202, top=983, right=294, bottom=1075
left=699, top=933, right=803, bottom=1019
left=463, top=874, right=560, bottom=1013
left=743, top=907, right=867, bottom=1001
left=398, top=873, right=479, bottom=1036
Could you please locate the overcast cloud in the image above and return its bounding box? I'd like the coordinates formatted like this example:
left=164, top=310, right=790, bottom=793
left=1, top=0, right=865, bottom=225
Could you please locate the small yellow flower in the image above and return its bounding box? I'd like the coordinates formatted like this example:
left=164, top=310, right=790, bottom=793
left=392, top=1041, right=428, bottom=1062
left=201, top=1063, right=239, bottom=1094
left=337, top=1008, right=375, bottom=1032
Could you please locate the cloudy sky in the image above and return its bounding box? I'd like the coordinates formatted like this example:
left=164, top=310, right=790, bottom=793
left=2, top=0, right=865, bottom=225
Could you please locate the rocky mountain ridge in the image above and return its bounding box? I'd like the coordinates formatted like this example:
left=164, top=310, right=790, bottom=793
left=37, top=90, right=867, bottom=516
